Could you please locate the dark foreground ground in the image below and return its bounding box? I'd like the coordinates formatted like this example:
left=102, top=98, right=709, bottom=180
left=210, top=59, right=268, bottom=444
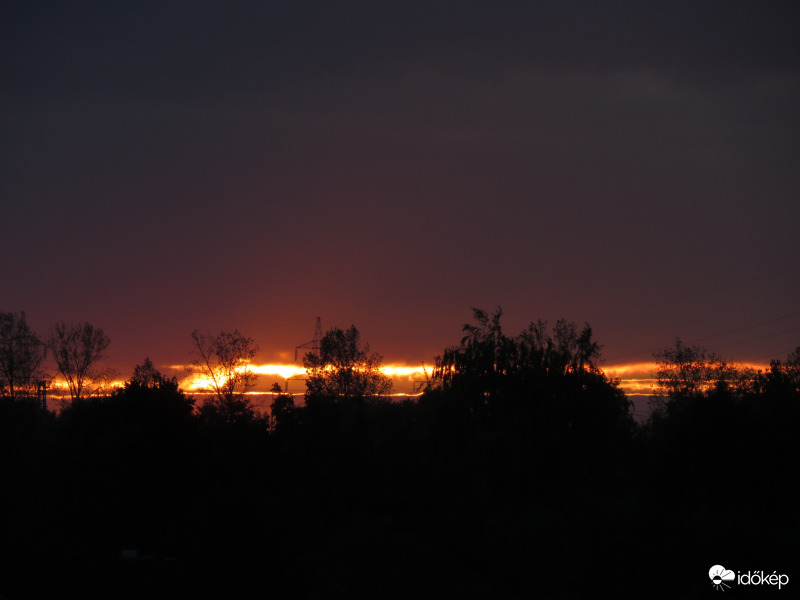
left=1, top=384, right=797, bottom=599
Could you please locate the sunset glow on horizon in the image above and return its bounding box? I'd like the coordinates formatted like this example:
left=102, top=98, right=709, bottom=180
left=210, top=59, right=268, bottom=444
left=167, top=360, right=749, bottom=397
left=38, top=359, right=774, bottom=400
left=172, top=359, right=774, bottom=397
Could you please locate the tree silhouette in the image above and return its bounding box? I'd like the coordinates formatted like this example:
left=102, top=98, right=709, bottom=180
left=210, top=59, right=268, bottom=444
left=303, top=325, right=392, bottom=403
left=0, top=311, right=47, bottom=399
left=269, top=382, right=297, bottom=433
left=188, top=329, right=259, bottom=424
left=429, top=308, right=622, bottom=425
left=754, top=346, right=800, bottom=400
left=111, top=357, right=196, bottom=430
left=47, top=321, right=111, bottom=400
left=651, top=338, right=753, bottom=414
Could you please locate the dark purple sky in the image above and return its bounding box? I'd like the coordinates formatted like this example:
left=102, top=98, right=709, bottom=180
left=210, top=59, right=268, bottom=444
left=3, top=1, right=799, bottom=375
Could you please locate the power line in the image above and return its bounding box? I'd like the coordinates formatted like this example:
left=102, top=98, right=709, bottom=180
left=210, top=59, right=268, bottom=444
left=692, top=311, right=800, bottom=343
left=711, top=325, right=800, bottom=350
left=604, top=312, right=800, bottom=364
left=752, top=345, right=799, bottom=363
left=586, top=263, right=800, bottom=322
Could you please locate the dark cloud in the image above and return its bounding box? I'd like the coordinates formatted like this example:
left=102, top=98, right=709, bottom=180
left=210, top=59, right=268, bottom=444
left=2, top=1, right=799, bottom=371
left=5, top=1, right=799, bottom=97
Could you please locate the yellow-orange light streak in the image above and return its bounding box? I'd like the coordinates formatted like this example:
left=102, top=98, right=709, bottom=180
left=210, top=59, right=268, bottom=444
left=600, top=361, right=771, bottom=396
left=43, top=378, right=127, bottom=395
left=175, top=362, right=435, bottom=392
left=154, top=359, right=778, bottom=397
left=250, top=364, right=307, bottom=379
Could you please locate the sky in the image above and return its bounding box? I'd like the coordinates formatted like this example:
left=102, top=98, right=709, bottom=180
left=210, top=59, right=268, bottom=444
left=2, top=1, right=799, bottom=385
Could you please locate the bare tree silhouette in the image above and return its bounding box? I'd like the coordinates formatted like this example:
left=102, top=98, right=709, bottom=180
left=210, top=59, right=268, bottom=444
left=47, top=321, right=111, bottom=400
left=0, top=311, right=47, bottom=399
left=188, top=329, right=259, bottom=423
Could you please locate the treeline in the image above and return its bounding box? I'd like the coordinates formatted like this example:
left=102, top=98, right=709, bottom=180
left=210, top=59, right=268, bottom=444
left=0, top=309, right=798, bottom=599
left=0, top=313, right=114, bottom=401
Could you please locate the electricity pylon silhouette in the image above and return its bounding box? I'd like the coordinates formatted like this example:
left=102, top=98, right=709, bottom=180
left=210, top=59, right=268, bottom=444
left=295, top=317, right=322, bottom=362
